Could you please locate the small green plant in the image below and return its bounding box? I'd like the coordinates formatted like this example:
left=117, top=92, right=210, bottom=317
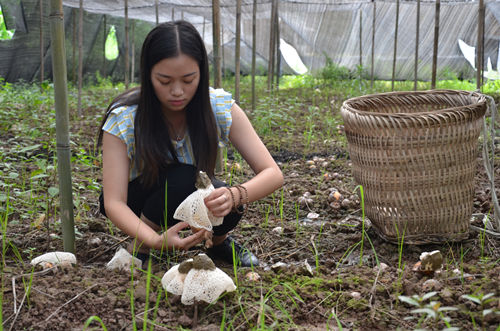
left=461, top=292, right=499, bottom=328
left=399, top=291, right=458, bottom=330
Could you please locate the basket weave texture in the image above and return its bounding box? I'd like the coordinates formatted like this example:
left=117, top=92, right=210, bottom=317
left=341, top=90, right=487, bottom=244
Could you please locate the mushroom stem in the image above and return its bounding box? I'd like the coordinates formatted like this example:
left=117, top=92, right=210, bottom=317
left=193, top=300, right=198, bottom=328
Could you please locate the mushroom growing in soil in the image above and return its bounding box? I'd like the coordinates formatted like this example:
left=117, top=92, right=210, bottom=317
left=161, top=254, right=236, bottom=327
left=174, top=171, right=223, bottom=246
left=161, top=254, right=236, bottom=305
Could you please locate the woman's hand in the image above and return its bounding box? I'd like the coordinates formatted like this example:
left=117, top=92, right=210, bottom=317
left=157, top=222, right=208, bottom=251
left=204, top=187, right=234, bottom=217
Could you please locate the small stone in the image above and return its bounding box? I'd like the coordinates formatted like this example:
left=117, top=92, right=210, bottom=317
left=419, top=250, right=443, bottom=272
left=272, top=226, right=283, bottom=234
left=341, top=198, right=351, bottom=208
left=309, top=164, right=317, bottom=170
left=88, top=237, right=102, bottom=246
left=328, top=190, right=342, bottom=202
left=178, top=314, right=192, bottom=327
left=350, top=291, right=362, bottom=299
left=422, top=279, right=442, bottom=291
left=307, top=212, right=319, bottom=219
left=306, top=160, right=315, bottom=166
left=246, top=271, right=261, bottom=282
left=329, top=201, right=341, bottom=210
left=303, top=259, right=314, bottom=276
left=321, top=161, right=329, bottom=168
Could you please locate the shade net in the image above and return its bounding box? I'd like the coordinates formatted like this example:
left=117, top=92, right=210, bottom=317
left=0, top=0, right=499, bottom=83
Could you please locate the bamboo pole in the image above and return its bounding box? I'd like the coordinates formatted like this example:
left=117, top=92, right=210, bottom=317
left=359, top=8, right=362, bottom=70
left=155, top=0, right=159, bottom=25
left=49, top=0, right=75, bottom=253
left=431, top=0, right=440, bottom=89
left=267, top=0, right=277, bottom=91
left=221, top=27, right=225, bottom=79
left=77, top=0, right=83, bottom=115
left=102, top=15, right=106, bottom=76
left=477, top=0, right=485, bottom=90
left=391, top=0, right=399, bottom=91
left=172, top=7, right=174, bottom=21
left=39, top=0, right=44, bottom=84
left=72, top=11, right=76, bottom=84
left=251, top=0, right=257, bottom=111
left=235, top=0, right=242, bottom=104
left=275, top=1, right=280, bottom=90
left=124, top=0, right=130, bottom=89
left=371, top=0, right=375, bottom=89
left=212, top=0, right=222, bottom=88
left=414, top=0, right=420, bottom=91
left=131, top=21, right=135, bottom=84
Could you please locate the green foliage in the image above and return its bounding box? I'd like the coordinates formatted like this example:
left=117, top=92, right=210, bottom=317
left=320, top=55, right=352, bottom=81
left=0, top=6, right=15, bottom=40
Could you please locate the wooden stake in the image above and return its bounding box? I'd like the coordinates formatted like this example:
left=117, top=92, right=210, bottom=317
left=155, top=0, right=159, bottom=25
left=391, top=0, right=399, bottom=91
left=268, top=0, right=277, bottom=91
left=414, top=0, right=420, bottom=91
left=235, top=0, right=242, bottom=104
left=371, top=0, right=375, bottom=89
left=431, top=0, right=440, bottom=89
left=251, top=0, right=257, bottom=111
left=124, top=0, right=130, bottom=89
left=39, top=0, right=44, bottom=84
left=77, top=0, right=83, bottom=115
left=212, top=0, right=222, bottom=88
left=477, top=0, right=485, bottom=90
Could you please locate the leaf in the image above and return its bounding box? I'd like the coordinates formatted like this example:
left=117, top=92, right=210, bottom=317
left=8, top=172, right=18, bottom=179
left=461, top=294, right=481, bottom=304
left=398, top=295, right=420, bottom=307
left=421, top=291, right=438, bottom=301
left=483, top=309, right=494, bottom=317
left=411, top=308, right=437, bottom=318
left=48, top=186, right=59, bottom=197
left=18, top=144, right=42, bottom=153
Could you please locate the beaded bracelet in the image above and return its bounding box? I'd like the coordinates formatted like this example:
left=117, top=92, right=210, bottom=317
left=224, top=187, right=238, bottom=211
left=235, top=184, right=249, bottom=214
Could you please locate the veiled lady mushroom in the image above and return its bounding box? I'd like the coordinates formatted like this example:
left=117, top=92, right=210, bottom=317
left=30, top=251, right=76, bottom=269
left=161, top=254, right=236, bottom=305
left=161, top=254, right=236, bottom=328
left=174, top=172, right=223, bottom=247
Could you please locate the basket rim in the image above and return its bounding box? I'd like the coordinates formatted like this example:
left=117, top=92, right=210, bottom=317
left=341, top=89, right=487, bottom=118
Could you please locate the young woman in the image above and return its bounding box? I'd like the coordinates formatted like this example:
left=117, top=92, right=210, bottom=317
left=98, top=21, right=283, bottom=267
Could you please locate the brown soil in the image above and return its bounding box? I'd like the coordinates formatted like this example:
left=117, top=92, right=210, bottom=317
left=1, top=87, right=499, bottom=330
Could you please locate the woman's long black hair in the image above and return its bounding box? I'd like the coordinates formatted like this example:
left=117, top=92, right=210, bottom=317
left=98, top=21, right=219, bottom=187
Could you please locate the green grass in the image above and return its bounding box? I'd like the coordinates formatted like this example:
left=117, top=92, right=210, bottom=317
left=1, top=71, right=499, bottom=330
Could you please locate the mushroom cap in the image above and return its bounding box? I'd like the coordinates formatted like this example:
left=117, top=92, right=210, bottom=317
left=195, top=171, right=212, bottom=190
left=161, top=258, right=194, bottom=296
left=181, top=267, right=237, bottom=305
left=173, top=180, right=223, bottom=230
left=31, top=251, right=76, bottom=268
left=192, top=253, right=216, bottom=271
left=106, top=248, right=142, bottom=270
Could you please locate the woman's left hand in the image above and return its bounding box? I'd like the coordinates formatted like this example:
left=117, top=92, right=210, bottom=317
left=204, top=187, right=234, bottom=217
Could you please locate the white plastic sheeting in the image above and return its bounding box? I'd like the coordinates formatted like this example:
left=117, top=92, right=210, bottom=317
left=1, top=0, right=500, bottom=82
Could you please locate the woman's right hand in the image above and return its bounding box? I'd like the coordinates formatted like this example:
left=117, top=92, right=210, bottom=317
left=157, top=222, right=208, bottom=251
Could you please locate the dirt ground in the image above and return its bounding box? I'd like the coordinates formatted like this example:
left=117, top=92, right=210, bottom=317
left=2, top=148, right=499, bottom=330
left=1, top=85, right=499, bottom=330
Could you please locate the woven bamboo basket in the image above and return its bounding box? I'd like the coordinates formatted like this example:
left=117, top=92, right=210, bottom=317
left=341, top=90, right=487, bottom=244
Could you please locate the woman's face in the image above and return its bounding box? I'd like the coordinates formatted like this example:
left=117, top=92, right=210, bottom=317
left=150, top=53, right=200, bottom=114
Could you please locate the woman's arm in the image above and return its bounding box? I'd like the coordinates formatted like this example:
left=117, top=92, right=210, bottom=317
left=205, top=103, right=284, bottom=216
left=102, top=132, right=206, bottom=250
